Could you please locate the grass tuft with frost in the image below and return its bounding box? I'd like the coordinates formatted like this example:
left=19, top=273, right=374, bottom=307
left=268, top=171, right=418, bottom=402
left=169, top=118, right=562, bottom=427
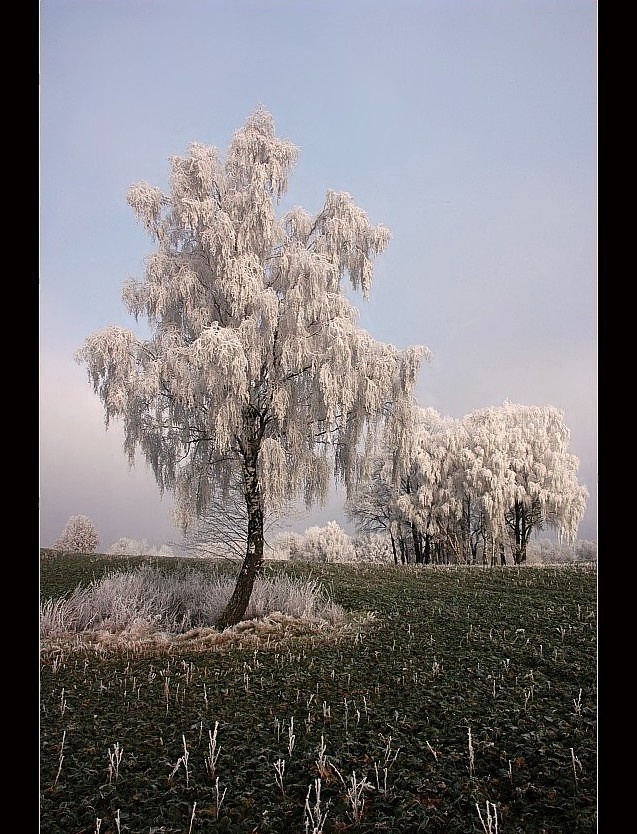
left=40, top=564, right=348, bottom=650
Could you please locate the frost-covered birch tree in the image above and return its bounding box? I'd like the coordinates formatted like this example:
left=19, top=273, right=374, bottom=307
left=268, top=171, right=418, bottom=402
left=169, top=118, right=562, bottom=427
left=347, top=409, right=469, bottom=564
left=75, top=107, right=426, bottom=627
left=462, top=401, right=589, bottom=564
left=396, top=408, right=470, bottom=563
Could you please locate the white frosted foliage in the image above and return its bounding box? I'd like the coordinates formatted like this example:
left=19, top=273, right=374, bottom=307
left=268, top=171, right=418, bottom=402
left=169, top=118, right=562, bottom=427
left=463, top=401, right=589, bottom=545
left=53, top=515, right=100, bottom=553
left=293, top=521, right=357, bottom=563
left=348, top=400, right=589, bottom=565
left=75, top=107, right=426, bottom=553
left=405, top=407, right=468, bottom=536
left=108, top=537, right=175, bottom=558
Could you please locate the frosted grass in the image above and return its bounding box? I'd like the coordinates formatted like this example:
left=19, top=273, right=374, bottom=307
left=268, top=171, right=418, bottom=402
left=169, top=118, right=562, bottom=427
left=40, top=565, right=346, bottom=638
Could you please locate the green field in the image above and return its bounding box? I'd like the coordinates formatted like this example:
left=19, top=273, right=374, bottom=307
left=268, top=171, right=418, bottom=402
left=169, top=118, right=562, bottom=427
left=40, top=554, right=597, bottom=833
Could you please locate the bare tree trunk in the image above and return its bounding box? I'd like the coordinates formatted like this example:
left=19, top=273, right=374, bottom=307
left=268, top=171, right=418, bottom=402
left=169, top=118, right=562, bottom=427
left=490, top=536, right=497, bottom=567
left=216, top=413, right=265, bottom=629
left=412, top=522, right=423, bottom=564
left=389, top=531, right=398, bottom=565
left=215, top=502, right=264, bottom=628
left=519, top=504, right=530, bottom=563
left=399, top=536, right=407, bottom=565
left=509, top=500, right=531, bottom=564
left=423, top=532, right=432, bottom=565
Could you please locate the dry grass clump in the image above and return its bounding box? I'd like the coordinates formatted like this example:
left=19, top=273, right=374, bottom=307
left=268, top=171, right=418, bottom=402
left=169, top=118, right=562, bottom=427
left=40, top=565, right=350, bottom=653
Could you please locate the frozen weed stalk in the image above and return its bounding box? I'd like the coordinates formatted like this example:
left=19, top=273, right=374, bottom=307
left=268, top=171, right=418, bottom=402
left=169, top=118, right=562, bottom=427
left=523, top=685, right=534, bottom=711
left=476, top=800, right=498, bottom=834
left=168, top=757, right=182, bottom=783
left=181, top=734, right=191, bottom=788
left=374, top=733, right=401, bottom=793
left=274, top=758, right=286, bottom=795
left=304, top=778, right=329, bottom=834
left=288, top=716, right=296, bottom=756
left=54, top=730, right=66, bottom=788
left=316, top=735, right=330, bottom=779
left=467, top=727, right=475, bottom=777
left=374, top=761, right=388, bottom=794
left=168, top=739, right=190, bottom=786
left=331, top=764, right=373, bottom=823
left=381, top=734, right=400, bottom=767
left=163, top=674, right=171, bottom=714
left=571, top=747, right=582, bottom=786
left=214, top=777, right=227, bottom=818
left=205, top=722, right=221, bottom=781
left=108, top=742, right=123, bottom=784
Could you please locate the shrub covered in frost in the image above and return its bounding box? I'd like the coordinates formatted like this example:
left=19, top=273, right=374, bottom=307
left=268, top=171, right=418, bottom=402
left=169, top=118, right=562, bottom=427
left=289, top=521, right=356, bottom=563
left=526, top=537, right=597, bottom=565
left=352, top=533, right=395, bottom=563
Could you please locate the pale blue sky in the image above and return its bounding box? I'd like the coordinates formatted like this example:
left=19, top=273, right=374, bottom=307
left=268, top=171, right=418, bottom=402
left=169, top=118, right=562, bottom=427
left=39, top=0, right=597, bottom=551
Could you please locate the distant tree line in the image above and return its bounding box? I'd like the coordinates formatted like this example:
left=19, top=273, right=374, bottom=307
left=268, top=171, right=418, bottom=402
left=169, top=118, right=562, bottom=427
left=269, top=522, right=596, bottom=566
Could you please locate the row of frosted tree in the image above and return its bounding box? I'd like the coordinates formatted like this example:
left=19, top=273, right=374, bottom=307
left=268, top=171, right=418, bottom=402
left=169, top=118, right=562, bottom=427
left=271, top=522, right=595, bottom=566
left=345, top=402, right=588, bottom=566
